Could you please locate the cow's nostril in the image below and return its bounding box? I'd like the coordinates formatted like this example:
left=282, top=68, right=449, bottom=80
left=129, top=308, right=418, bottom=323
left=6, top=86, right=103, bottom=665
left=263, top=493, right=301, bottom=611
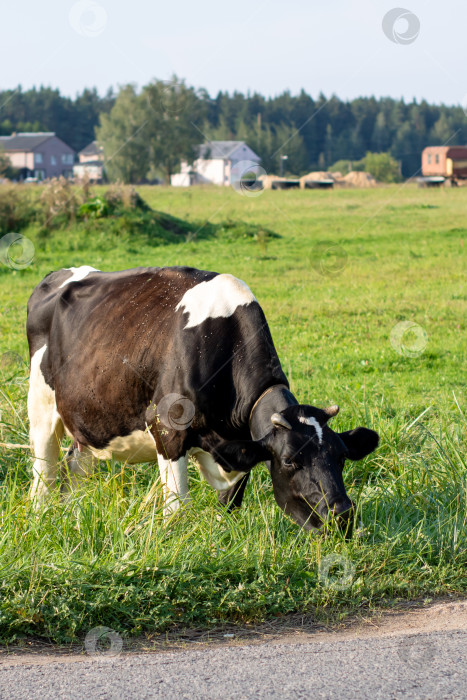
left=329, top=501, right=355, bottom=539
left=331, top=500, right=354, bottom=519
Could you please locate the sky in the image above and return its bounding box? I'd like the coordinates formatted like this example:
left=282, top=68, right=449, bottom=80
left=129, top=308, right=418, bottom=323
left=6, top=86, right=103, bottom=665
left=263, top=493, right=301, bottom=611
left=1, top=0, right=466, bottom=105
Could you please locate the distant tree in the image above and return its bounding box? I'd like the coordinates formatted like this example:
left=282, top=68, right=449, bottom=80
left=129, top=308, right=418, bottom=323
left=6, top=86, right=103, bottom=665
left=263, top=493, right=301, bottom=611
left=0, top=119, right=13, bottom=135
left=206, top=114, right=234, bottom=141
left=271, top=123, right=307, bottom=175
left=371, top=112, right=389, bottom=152
left=361, top=152, right=402, bottom=182
left=142, top=77, right=206, bottom=182
left=96, top=78, right=205, bottom=183
left=324, top=124, right=334, bottom=168
left=430, top=112, right=452, bottom=144
left=0, top=148, right=18, bottom=179
left=352, top=156, right=365, bottom=172
left=391, top=122, right=421, bottom=177
left=96, top=85, right=150, bottom=183
left=244, top=122, right=276, bottom=172
left=0, top=85, right=115, bottom=152
left=3, top=84, right=467, bottom=181
left=329, top=159, right=352, bottom=175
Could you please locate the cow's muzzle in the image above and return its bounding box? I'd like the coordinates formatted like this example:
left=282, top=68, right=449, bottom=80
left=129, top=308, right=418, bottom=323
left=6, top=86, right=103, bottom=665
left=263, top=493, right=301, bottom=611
left=328, top=498, right=355, bottom=537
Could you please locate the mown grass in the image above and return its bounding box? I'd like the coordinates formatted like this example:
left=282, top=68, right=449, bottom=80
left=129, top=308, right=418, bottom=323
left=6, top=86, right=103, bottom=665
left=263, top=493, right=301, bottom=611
left=0, top=183, right=465, bottom=645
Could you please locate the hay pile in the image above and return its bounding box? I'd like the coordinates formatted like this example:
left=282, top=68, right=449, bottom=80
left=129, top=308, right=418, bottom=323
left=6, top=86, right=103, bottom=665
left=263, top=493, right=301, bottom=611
left=343, top=171, right=377, bottom=187
left=259, top=170, right=378, bottom=189
left=258, top=174, right=281, bottom=189
left=299, top=171, right=336, bottom=189
left=301, top=170, right=335, bottom=181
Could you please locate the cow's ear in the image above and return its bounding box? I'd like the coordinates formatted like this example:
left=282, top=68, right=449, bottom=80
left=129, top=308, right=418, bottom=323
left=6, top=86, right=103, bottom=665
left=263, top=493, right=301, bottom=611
left=212, top=440, right=271, bottom=473
left=339, top=428, right=379, bottom=461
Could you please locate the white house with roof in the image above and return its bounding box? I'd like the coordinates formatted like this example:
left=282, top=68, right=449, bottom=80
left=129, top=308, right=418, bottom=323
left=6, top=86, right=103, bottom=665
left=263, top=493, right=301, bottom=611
left=0, top=132, right=75, bottom=180
left=171, top=141, right=261, bottom=186
left=73, top=141, right=105, bottom=182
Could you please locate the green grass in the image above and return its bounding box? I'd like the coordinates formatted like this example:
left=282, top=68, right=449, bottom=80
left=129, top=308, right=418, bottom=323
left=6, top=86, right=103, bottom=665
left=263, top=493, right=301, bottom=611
left=0, top=183, right=466, bottom=645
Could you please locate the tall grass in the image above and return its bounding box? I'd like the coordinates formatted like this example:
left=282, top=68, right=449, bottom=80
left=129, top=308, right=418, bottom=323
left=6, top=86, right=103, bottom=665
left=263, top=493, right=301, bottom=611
left=0, top=336, right=465, bottom=644
left=0, top=183, right=465, bottom=644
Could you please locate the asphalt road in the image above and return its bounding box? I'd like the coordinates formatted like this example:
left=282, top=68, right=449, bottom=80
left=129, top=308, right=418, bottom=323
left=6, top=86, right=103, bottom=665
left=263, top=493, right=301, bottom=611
left=2, top=627, right=467, bottom=700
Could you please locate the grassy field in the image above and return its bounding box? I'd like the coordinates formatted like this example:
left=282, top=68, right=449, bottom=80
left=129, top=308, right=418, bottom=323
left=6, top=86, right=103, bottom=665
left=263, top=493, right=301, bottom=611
left=0, top=183, right=465, bottom=645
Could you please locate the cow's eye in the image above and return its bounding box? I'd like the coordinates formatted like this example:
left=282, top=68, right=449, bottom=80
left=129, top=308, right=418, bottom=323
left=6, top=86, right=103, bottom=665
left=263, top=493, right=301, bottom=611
left=283, top=461, right=300, bottom=472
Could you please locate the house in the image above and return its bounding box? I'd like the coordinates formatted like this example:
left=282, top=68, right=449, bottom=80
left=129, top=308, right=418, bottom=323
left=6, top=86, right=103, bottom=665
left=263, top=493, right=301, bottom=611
left=0, top=132, right=75, bottom=180
left=422, top=146, right=467, bottom=181
left=73, top=141, right=105, bottom=182
left=171, top=141, right=261, bottom=186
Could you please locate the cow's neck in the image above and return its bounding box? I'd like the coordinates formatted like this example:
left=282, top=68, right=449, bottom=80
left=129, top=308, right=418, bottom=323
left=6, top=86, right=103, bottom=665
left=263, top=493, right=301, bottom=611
left=249, top=384, right=298, bottom=440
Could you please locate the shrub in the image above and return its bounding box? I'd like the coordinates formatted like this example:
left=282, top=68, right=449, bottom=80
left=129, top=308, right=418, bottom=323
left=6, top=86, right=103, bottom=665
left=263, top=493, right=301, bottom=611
left=0, top=184, right=37, bottom=235
left=39, top=177, right=80, bottom=229
left=362, top=152, right=402, bottom=183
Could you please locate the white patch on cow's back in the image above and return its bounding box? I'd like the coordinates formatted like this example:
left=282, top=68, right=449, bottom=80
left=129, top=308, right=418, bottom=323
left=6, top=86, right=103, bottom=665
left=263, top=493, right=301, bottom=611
left=299, top=416, right=323, bottom=444
left=189, top=447, right=246, bottom=491
left=175, top=274, right=256, bottom=329
left=59, top=265, right=99, bottom=288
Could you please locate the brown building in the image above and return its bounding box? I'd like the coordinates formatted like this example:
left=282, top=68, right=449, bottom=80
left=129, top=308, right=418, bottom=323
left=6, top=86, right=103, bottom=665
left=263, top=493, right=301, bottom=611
left=422, top=146, right=467, bottom=180
left=0, top=132, right=75, bottom=180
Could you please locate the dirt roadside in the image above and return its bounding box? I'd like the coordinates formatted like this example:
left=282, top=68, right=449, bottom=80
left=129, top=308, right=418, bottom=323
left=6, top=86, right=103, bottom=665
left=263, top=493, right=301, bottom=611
left=1, top=597, right=466, bottom=666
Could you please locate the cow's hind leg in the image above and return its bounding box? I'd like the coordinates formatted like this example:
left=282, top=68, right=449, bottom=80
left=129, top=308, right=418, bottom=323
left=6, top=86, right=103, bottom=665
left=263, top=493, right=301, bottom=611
left=218, top=472, right=250, bottom=512
left=61, top=443, right=96, bottom=495
left=28, top=345, right=64, bottom=506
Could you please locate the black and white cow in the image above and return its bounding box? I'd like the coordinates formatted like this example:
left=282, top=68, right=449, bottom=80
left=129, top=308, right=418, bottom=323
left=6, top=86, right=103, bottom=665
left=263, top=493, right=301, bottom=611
left=27, top=265, right=378, bottom=531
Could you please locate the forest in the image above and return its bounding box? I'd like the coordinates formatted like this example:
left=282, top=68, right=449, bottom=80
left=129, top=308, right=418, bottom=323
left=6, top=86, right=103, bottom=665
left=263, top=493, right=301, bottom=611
left=1, top=81, right=466, bottom=179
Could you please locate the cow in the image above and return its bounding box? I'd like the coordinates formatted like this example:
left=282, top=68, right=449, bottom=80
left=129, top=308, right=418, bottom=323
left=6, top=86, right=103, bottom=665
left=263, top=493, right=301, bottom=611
left=26, top=265, right=379, bottom=532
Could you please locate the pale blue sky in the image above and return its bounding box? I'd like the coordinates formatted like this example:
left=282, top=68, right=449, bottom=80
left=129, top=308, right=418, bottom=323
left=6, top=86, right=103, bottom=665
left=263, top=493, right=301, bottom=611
left=1, top=0, right=466, bottom=105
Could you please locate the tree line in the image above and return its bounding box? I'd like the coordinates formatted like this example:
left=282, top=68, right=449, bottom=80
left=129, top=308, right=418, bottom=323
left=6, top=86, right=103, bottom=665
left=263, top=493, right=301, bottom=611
left=1, top=80, right=466, bottom=181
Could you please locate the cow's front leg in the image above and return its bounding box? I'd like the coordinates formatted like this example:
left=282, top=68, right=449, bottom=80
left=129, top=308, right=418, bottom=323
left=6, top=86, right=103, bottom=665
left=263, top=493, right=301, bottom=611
left=157, top=453, right=190, bottom=516
left=218, top=472, right=250, bottom=512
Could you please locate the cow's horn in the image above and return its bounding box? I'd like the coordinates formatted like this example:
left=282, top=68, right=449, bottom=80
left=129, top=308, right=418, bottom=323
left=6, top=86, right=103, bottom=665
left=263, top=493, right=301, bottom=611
left=324, top=404, right=340, bottom=418
left=271, top=413, right=292, bottom=430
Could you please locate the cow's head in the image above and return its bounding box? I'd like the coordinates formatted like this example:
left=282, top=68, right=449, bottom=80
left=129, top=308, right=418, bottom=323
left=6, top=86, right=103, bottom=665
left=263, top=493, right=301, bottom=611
left=213, top=405, right=378, bottom=533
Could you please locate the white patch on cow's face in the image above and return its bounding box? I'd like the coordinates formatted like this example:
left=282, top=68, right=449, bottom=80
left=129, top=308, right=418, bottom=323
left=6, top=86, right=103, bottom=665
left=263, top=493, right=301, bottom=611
left=175, top=274, right=256, bottom=329
left=298, top=415, right=323, bottom=444
left=59, top=265, right=99, bottom=288
left=28, top=344, right=64, bottom=504
left=189, top=447, right=246, bottom=490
